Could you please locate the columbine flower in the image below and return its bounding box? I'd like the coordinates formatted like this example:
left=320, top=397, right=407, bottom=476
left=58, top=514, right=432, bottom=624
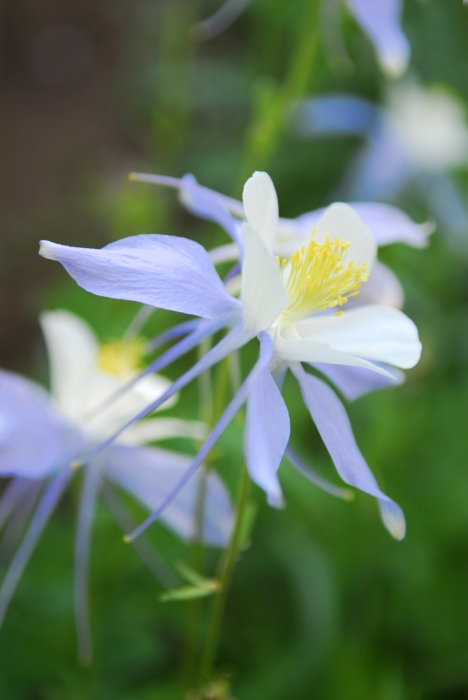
left=131, top=170, right=432, bottom=312
left=294, top=83, right=468, bottom=246
left=40, top=172, right=421, bottom=541
left=0, top=310, right=232, bottom=662
left=192, top=0, right=410, bottom=77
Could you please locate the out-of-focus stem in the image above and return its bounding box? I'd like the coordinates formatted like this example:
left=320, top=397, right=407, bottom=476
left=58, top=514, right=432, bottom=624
left=183, top=352, right=231, bottom=685
left=239, top=0, right=320, bottom=184
left=200, top=462, right=251, bottom=682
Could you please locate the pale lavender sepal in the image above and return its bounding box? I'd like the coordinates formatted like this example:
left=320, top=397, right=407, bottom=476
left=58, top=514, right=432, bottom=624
left=0, top=467, right=72, bottom=626
left=0, top=370, right=83, bottom=479
left=312, top=362, right=404, bottom=401
left=245, top=334, right=289, bottom=507
left=179, top=175, right=243, bottom=250
left=40, top=235, right=242, bottom=320
left=347, top=0, right=410, bottom=76
left=291, top=363, right=405, bottom=539
left=105, top=444, right=233, bottom=547
left=74, top=463, right=101, bottom=665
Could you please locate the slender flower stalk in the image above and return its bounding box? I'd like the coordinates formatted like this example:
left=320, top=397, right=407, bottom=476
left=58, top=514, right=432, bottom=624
left=201, top=462, right=251, bottom=682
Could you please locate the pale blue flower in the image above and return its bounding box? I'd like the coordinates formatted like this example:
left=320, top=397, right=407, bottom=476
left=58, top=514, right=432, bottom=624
left=40, top=173, right=422, bottom=541
left=193, top=0, right=410, bottom=77
left=294, top=83, right=468, bottom=247
left=0, top=310, right=232, bottom=662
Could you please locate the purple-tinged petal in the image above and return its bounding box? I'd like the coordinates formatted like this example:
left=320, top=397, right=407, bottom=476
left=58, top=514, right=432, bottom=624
left=0, top=467, right=72, bottom=626
left=129, top=172, right=243, bottom=248
left=179, top=175, right=242, bottom=249
left=130, top=171, right=246, bottom=220
left=84, top=323, right=253, bottom=463
left=312, top=362, right=404, bottom=401
left=290, top=363, right=405, bottom=539
left=125, top=331, right=275, bottom=542
left=74, top=463, right=101, bottom=664
left=101, top=482, right=176, bottom=587
left=293, top=95, right=378, bottom=137
left=104, top=445, right=233, bottom=547
left=347, top=0, right=410, bottom=77
left=40, top=235, right=241, bottom=320
left=192, top=0, right=253, bottom=40
left=348, top=203, right=434, bottom=248
left=245, top=333, right=289, bottom=507
left=0, top=370, right=83, bottom=479
left=285, top=446, right=354, bottom=500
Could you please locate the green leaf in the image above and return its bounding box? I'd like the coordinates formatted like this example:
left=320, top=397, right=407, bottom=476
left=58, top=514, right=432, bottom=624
left=174, top=560, right=210, bottom=587
left=159, top=580, right=219, bottom=603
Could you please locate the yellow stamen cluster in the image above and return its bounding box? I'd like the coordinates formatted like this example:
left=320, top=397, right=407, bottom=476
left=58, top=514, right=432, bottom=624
left=277, top=232, right=369, bottom=322
left=98, top=338, right=146, bottom=378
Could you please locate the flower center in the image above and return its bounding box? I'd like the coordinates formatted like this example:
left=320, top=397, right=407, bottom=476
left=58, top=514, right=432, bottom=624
left=277, top=232, right=369, bottom=323
left=98, top=338, right=145, bottom=378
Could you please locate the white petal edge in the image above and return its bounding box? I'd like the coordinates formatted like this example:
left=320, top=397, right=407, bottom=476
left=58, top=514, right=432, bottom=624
left=241, top=223, right=289, bottom=334
left=242, top=171, right=279, bottom=247
left=313, top=202, right=377, bottom=270
left=40, top=310, right=98, bottom=421
left=294, top=305, right=421, bottom=369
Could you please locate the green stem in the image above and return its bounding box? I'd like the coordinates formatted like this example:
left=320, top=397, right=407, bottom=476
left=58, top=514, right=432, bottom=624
left=239, top=0, right=320, bottom=183
left=182, top=354, right=232, bottom=686
left=200, top=463, right=251, bottom=682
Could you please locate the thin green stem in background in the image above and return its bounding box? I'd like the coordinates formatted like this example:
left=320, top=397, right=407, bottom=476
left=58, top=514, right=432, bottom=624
left=183, top=353, right=232, bottom=687
left=239, top=0, right=320, bottom=184
left=200, top=462, right=251, bottom=683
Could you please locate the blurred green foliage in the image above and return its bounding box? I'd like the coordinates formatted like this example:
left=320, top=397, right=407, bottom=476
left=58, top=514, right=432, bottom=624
left=2, top=0, right=468, bottom=698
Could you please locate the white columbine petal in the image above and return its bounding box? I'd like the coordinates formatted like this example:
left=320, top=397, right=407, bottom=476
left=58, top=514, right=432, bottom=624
left=295, top=305, right=421, bottom=369
left=313, top=202, right=377, bottom=270
left=243, top=171, right=279, bottom=247
left=241, top=223, right=289, bottom=334
left=40, top=310, right=98, bottom=421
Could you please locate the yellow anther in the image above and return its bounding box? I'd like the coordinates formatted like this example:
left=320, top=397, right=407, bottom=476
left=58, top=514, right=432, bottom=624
left=281, top=232, right=369, bottom=322
left=275, top=255, right=280, bottom=266
left=98, top=338, right=145, bottom=378
left=335, top=311, right=344, bottom=317
left=282, top=258, right=287, bottom=267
